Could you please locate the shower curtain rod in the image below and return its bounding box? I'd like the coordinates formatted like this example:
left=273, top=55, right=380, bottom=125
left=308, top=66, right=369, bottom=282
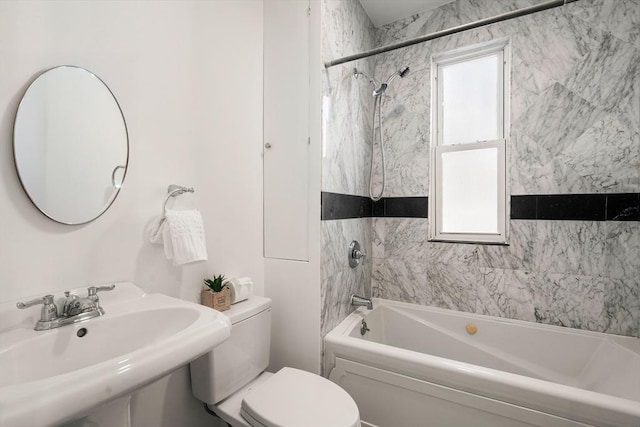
left=324, top=0, right=579, bottom=68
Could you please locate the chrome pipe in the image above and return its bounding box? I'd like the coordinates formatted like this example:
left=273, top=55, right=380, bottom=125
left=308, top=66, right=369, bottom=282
left=324, top=0, right=580, bottom=68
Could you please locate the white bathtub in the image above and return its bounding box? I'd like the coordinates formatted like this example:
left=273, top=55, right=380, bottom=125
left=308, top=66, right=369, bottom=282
left=324, top=299, right=640, bottom=427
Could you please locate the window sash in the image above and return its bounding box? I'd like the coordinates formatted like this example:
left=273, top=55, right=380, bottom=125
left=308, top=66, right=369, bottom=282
left=431, top=140, right=507, bottom=244
left=436, top=49, right=505, bottom=146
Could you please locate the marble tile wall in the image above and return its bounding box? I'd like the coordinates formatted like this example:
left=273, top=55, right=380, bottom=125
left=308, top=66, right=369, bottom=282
left=321, top=218, right=373, bottom=338
left=373, top=0, right=639, bottom=197
left=370, top=0, right=640, bottom=337
left=322, top=0, right=376, bottom=197
left=373, top=218, right=639, bottom=336
left=320, top=0, right=375, bottom=341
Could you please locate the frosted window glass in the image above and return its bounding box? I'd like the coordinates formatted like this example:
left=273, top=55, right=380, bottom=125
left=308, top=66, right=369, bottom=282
left=441, top=54, right=499, bottom=145
left=441, top=148, right=498, bottom=233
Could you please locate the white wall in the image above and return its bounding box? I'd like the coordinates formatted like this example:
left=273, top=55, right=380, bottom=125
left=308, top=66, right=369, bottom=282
left=0, top=0, right=264, bottom=304
left=0, top=1, right=264, bottom=426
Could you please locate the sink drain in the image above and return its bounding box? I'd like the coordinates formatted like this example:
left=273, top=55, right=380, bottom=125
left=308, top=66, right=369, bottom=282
left=76, top=328, right=88, bottom=338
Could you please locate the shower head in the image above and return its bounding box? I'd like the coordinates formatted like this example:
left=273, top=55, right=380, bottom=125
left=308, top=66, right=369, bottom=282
left=385, top=66, right=411, bottom=86
left=357, top=66, right=410, bottom=97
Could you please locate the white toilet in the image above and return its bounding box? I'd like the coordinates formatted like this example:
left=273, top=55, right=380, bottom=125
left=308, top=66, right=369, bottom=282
left=190, top=296, right=360, bottom=427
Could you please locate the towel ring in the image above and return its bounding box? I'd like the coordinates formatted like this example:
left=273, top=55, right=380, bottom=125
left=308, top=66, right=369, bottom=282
left=162, top=185, right=194, bottom=218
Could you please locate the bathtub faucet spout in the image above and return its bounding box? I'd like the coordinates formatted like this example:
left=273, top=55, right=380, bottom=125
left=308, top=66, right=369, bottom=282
left=350, top=294, right=373, bottom=310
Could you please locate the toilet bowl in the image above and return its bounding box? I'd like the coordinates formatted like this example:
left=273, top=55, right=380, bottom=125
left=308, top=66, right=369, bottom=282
left=190, top=297, right=360, bottom=427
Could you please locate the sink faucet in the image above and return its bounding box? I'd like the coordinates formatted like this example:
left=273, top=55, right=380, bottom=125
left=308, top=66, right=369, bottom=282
left=350, top=294, right=373, bottom=310
left=63, top=292, right=95, bottom=317
left=17, top=284, right=115, bottom=331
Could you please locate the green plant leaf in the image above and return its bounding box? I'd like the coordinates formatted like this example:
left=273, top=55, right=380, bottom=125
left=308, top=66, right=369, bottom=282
left=204, top=274, right=226, bottom=292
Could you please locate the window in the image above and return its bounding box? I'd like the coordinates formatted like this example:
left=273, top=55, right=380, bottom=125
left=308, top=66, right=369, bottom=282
left=429, top=40, right=509, bottom=244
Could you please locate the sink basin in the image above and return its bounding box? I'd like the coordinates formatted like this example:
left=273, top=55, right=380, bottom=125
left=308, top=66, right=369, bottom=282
left=0, top=282, right=231, bottom=427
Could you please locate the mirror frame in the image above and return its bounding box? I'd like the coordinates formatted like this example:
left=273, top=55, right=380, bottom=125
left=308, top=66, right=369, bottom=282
left=12, top=65, right=130, bottom=225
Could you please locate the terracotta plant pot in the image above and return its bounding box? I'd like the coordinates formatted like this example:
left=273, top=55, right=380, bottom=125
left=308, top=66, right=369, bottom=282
left=201, top=287, right=231, bottom=312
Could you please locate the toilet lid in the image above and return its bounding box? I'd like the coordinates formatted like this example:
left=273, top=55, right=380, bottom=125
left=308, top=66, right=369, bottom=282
left=241, top=367, right=360, bottom=427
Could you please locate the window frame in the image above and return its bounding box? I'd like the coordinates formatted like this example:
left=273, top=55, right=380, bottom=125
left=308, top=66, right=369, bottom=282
left=429, top=39, right=510, bottom=244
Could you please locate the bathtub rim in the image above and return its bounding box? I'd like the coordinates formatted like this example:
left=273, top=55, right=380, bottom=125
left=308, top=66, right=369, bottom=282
left=329, top=298, right=639, bottom=348
left=324, top=298, right=640, bottom=427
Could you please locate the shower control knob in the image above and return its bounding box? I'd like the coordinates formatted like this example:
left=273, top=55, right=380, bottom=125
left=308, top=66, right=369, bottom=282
left=265, top=143, right=272, bottom=149
left=349, top=240, right=366, bottom=268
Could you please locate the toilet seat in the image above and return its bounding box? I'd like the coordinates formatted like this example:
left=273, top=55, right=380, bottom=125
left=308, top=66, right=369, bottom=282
left=240, top=367, right=360, bottom=427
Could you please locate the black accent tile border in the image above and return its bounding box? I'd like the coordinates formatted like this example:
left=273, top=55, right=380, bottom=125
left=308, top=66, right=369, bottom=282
left=376, top=197, right=428, bottom=218
left=321, top=192, right=427, bottom=220
left=323, top=192, right=640, bottom=221
left=510, top=195, right=537, bottom=220
left=321, top=192, right=372, bottom=220
left=537, top=194, right=607, bottom=221
left=510, top=193, right=639, bottom=221
left=607, top=193, right=640, bottom=221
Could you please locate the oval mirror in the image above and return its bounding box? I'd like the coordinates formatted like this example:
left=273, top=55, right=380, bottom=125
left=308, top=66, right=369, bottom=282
left=13, top=66, right=129, bottom=225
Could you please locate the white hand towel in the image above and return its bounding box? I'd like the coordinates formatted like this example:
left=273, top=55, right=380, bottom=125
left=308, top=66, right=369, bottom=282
left=162, top=218, right=174, bottom=261
left=148, top=217, right=175, bottom=260
left=164, top=209, right=208, bottom=265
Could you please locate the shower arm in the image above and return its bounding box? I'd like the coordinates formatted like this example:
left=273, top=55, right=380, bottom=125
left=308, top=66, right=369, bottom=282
left=353, top=68, right=379, bottom=88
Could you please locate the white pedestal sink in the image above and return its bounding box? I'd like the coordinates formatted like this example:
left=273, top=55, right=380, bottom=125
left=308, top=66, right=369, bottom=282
left=0, top=282, right=231, bottom=427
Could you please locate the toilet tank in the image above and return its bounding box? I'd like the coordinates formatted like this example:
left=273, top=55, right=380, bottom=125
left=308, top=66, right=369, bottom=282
left=190, top=296, right=272, bottom=404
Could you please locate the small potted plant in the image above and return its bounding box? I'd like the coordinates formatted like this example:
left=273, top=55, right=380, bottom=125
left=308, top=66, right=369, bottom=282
left=202, top=274, right=231, bottom=311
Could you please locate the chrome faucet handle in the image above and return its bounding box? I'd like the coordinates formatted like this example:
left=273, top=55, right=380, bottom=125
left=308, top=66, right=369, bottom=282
left=87, top=284, right=115, bottom=311
left=16, top=294, right=53, bottom=309
left=87, top=284, right=116, bottom=298
left=16, top=294, right=55, bottom=309
left=16, top=294, right=58, bottom=321
left=353, top=248, right=366, bottom=259
left=349, top=240, right=366, bottom=268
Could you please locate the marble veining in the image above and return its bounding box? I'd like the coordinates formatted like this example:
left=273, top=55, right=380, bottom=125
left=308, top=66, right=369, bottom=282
left=320, top=0, right=377, bottom=343
left=373, top=0, right=640, bottom=196
left=322, top=0, right=376, bottom=197
left=323, top=0, right=639, bottom=338
left=604, top=221, right=640, bottom=281
left=371, top=215, right=639, bottom=336
left=321, top=218, right=372, bottom=339
left=366, top=0, right=639, bottom=337
left=532, top=221, right=606, bottom=277
left=563, top=32, right=640, bottom=132
left=570, top=0, right=640, bottom=49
